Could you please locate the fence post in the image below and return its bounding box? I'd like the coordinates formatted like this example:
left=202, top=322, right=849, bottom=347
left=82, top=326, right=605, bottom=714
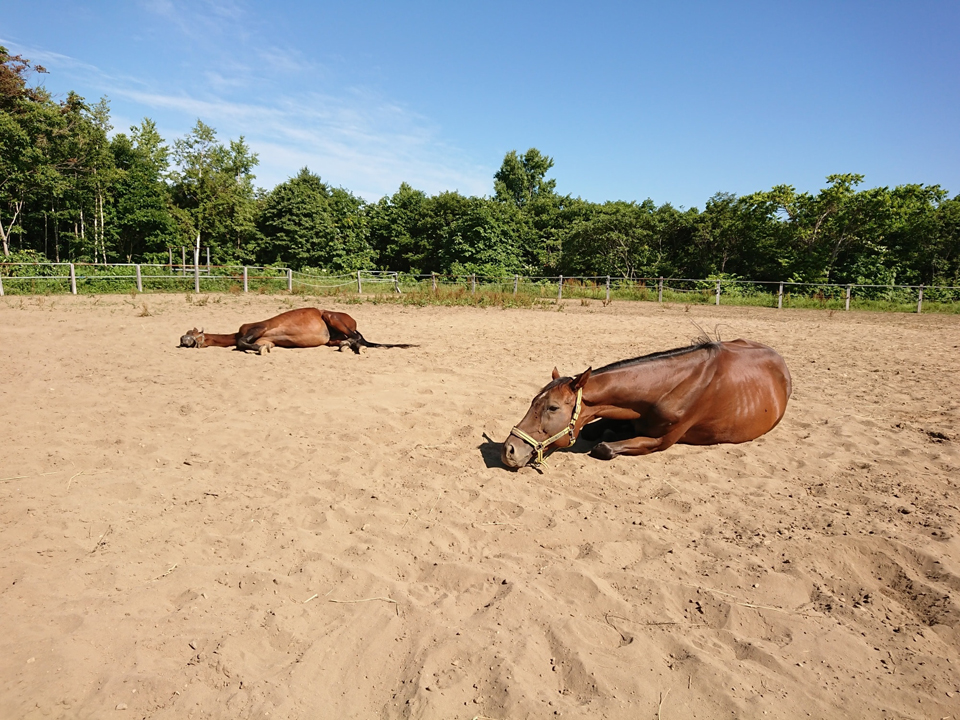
left=432, top=272, right=437, bottom=292
left=778, top=281, right=784, bottom=309
left=243, top=266, right=248, bottom=293
left=168, top=248, right=173, bottom=269
left=136, top=264, right=143, bottom=293
left=394, top=274, right=401, bottom=294
left=69, top=263, right=77, bottom=295
left=206, top=247, right=211, bottom=274
left=917, top=285, right=924, bottom=314
left=658, top=277, right=663, bottom=303
left=0, top=273, right=4, bottom=297
left=287, top=268, right=293, bottom=292
left=181, top=247, right=186, bottom=273
left=357, top=271, right=362, bottom=294
left=471, top=274, right=476, bottom=294
left=514, top=275, right=518, bottom=295
left=715, top=279, right=721, bottom=306
left=194, top=252, right=200, bottom=293
left=845, top=285, right=852, bottom=311
left=606, top=275, right=611, bottom=302
left=558, top=275, right=563, bottom=301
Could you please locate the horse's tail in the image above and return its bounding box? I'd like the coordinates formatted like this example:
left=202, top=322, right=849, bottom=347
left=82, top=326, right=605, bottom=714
left=354, top=332, right=418, bottom=350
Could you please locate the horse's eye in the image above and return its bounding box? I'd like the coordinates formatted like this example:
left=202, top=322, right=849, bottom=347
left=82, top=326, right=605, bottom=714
left=547, top=405, right=560, bottom=413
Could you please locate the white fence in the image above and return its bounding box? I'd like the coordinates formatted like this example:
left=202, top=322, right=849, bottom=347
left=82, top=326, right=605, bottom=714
left=1, top=263, right=958, bottom=313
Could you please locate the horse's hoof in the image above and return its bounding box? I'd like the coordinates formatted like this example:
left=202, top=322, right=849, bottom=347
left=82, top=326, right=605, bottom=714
left=590, top=443, right=617, bottom=461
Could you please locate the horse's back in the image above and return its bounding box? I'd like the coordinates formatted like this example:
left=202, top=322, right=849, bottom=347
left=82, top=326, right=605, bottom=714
left=680, top=340, right=791, bottom=444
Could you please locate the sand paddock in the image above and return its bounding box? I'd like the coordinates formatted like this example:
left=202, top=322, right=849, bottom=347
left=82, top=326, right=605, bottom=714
left=1, top=294, right=958, bottom=719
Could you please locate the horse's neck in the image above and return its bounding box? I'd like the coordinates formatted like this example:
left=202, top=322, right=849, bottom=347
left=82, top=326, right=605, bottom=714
left=583, top=351, right=707, bottom=410
left=203, top=332, right=238, bottom=347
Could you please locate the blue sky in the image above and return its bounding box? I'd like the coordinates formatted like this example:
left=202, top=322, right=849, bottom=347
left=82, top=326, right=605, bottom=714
left=4, top=0, right=958, bottom=208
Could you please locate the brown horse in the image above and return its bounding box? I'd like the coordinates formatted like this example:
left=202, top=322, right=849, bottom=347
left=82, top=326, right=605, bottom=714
left=502, top=339, right=791, bottom=468
left=179, top=308, right=416, bottom=354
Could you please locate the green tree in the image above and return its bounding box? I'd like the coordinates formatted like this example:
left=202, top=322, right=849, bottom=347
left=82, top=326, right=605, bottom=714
left=930, top=195, right=960, bottom=285
left=110, top=119, right=177, bottom=261
left=169, top=121, right=260, bottom=263
left=492, top=148, right=562, bottom=272
left=875, top=184, right=950, bottom=286
left=561, top=200, right=661, bottom=278
left=367, top=182, right=429, bottom=272
left=411, top=192, right=523, bottom=275
left=0, top=46, right=59, bottom=258
left=494, top=148, right=556, bottom=209
left=257, top=168, right=373, bottom=271
left=756, top=174, right=871, bottom=282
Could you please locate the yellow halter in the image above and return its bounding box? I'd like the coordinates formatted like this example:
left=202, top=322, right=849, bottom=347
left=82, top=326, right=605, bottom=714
left=509, top=387, right=583, bottom=466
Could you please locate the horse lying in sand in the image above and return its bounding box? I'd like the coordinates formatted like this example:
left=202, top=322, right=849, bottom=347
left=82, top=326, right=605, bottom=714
left=179, top=308, right=416, bottom=355
left=502, top=338, right=791, bottom=467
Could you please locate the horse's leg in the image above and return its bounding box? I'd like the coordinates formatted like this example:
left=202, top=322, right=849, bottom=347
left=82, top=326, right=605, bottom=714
left=237, top=324, right=267, bottom=353
left=350, top=338, right=364, bottom=353
left=336, top=338, right=363, bottom=354
left=590, top=435, right=666, bottom=460
left=323, top=312, right=360, bottom=340
left=580, top=418, right=635, bottom=442
left=590, top=421, right=694, bottom=460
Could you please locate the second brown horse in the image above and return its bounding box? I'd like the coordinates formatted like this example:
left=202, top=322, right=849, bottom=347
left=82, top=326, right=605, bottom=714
left=179, top=308, right=415, bottom=354
left=502, top=339, right=791, bottom=467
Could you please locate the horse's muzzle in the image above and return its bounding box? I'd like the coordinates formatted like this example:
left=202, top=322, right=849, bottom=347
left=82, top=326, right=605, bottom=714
left=179, top=335, right=198, bottom=348
left=501, top=435, right=534, bottom=468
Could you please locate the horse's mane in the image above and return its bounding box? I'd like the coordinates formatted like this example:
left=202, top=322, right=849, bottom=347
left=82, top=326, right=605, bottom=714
left=537, top=376, right=573, bottom=395
left=539, top=333, right=722, bottom=392
left=593, top=339, right=720, bottom=375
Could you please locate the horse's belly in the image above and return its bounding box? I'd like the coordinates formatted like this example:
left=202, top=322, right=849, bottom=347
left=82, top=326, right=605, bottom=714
left=264, top=324, right=331, bottom=348
left=683, top=386, right=786, bottom=444
left=680, top=422, right=766, bottom=445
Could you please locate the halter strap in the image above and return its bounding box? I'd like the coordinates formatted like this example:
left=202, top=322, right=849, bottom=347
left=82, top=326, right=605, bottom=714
left=509, top=387, right=583, bottom=466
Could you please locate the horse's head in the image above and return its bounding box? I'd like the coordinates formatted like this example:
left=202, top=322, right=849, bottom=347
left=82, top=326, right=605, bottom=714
left=501, top=367, right=591, bottom=468
left=179, top=328, right=205, bottom=348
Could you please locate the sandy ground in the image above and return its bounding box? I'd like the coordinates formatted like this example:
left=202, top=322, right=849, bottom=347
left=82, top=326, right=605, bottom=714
left=1, top=292, right=958, bottom=720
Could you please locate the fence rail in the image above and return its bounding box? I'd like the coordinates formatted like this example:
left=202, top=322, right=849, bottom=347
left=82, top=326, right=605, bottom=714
left=1, top=263, right=959, bottom=313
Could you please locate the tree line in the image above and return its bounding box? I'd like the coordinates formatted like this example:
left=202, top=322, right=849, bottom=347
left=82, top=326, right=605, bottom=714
left=3, top=47, right=958, bottom=287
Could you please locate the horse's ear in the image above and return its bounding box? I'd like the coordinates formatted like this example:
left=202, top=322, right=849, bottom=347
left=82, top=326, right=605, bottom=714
left=551, top=367, right=561, bottom=380
left=572, top=367, right=592, bottom=390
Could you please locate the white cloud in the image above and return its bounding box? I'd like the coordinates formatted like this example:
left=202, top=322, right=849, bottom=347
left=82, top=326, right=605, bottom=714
left=4, top=16, right=494, bottom=200
left=111, top=80, right=491, bottom=198
left=257, top=46, right=321, bottom=76
left=0, top=42, right=99, bottom=76
left=138, top=0, right=249, bottom=41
